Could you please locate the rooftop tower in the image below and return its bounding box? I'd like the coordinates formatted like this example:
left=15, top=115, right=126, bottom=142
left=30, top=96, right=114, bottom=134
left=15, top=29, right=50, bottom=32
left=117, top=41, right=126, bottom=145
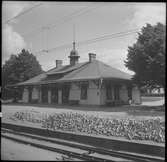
left=68, top=24, right=80, bottom=66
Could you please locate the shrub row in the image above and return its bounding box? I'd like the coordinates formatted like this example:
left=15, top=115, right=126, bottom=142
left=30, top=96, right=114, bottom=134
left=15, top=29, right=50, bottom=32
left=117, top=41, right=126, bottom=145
left=12, top=111, right=165, bottom=143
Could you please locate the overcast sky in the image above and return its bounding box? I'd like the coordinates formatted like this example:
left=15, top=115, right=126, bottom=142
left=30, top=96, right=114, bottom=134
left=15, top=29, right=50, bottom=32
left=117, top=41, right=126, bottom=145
left=2, top=1, right=166, bottom=74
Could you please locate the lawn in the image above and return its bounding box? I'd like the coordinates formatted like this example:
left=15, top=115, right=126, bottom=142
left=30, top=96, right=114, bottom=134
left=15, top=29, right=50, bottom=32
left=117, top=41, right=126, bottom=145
left=141, top=96, right=164, bottom=102
left=2, top=104, right=165, bottom=120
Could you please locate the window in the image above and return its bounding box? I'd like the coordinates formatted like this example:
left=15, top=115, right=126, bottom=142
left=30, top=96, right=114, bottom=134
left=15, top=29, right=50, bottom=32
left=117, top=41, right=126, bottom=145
left=81, top=84, right=87, bottom=100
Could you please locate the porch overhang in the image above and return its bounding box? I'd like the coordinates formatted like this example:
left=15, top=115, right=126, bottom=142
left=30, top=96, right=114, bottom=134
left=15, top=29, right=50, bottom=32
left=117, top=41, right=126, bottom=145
left=7, top=76, right=132, bottom=88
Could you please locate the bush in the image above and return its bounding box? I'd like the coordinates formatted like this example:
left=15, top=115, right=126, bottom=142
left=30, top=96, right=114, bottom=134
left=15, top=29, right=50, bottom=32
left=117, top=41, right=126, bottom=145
left=11, top=111, right=165, bottom=143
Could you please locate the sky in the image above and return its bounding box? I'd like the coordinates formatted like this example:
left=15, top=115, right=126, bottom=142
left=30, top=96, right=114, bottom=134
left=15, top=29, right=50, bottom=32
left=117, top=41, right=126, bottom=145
left=2, top=2, right=166, bottom=74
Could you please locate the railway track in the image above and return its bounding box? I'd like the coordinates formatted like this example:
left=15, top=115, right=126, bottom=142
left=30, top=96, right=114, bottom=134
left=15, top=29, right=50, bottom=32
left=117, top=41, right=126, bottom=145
left=1, top=127, right=164, bottom=162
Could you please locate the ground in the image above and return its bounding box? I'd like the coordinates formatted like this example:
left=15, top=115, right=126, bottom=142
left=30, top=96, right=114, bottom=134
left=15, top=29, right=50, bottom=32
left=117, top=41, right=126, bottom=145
left=1, top=137, right=64, bottom=160
left=2, top=96, right=165, bottom=121
left=1, top=96, right=165, bottom=147
left=2, top=104, right=165, bottom=122
left=141, top=96, right=164, bottom=106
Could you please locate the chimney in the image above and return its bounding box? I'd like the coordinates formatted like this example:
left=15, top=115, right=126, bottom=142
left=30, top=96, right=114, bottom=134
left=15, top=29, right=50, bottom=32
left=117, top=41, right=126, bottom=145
left=55, top=60, right=62, bottom=68
left=89, top=53, right=96, bottom=62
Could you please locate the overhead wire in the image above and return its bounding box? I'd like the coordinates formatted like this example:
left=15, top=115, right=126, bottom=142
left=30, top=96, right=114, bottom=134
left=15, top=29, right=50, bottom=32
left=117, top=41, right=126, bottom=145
left=76, top=29, right=140, bottom=46
left=33, top=28, right=140, bottom=55
left=24, top=3, right=105, bottom=53
left=22, top=3, right=138, bottom=53
left=3, top=2, right=43, bottom=24
left=2, top=2, right=138, bottom=72
left=3, top=2, right=140, bottom=56
left=48, top=5, right=101, bottom=30
left=21, top=4, right=100, bottom=37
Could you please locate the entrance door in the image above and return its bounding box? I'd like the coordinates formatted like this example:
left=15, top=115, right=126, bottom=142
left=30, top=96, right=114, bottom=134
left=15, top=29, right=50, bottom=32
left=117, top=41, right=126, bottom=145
left=62, top=85, right=70, bottom=104
left=41, top=85, right=48, bottom=103
left=51, top=87, right=58, bottom=104
left=114, top=85, right=120, bottom=100
left=106, top=84, right=113, bottom=100
left=28, top=88, right=32, bottom=103
left=127, top=86, right=132, bottom=99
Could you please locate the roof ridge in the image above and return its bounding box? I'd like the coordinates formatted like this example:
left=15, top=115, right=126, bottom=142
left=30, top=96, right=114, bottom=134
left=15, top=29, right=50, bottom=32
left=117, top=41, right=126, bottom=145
left=65, top=61, right=90, bottom=75
left=46, top=61, right=88, bottom=75
left=46, top=65, right=68, bottom=73
left=57, top=61, right=91, bottom=81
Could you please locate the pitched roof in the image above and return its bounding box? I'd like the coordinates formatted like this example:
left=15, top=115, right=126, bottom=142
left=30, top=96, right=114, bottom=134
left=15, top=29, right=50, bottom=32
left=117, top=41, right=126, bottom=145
left=15, top=59, right=132, bottom=86
left=58, top=60, right=132, bottom=82
left=46, top=62, right=87, bottom=75
left=16, top=73, right=47, bottom=86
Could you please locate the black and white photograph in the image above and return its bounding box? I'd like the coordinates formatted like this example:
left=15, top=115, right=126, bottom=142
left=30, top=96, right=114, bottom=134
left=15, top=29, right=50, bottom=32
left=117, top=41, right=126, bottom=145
left=1, top=1, right=165, bottom=161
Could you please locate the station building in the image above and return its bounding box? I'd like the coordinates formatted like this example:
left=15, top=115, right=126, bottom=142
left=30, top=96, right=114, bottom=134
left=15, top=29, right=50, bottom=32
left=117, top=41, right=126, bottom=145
left=14, top=42, right=141, bottom=106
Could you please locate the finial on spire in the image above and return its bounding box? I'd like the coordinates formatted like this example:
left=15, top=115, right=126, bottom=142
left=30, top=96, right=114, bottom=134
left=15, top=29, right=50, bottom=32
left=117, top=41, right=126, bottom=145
left=73, top=24, right=76, bottom=50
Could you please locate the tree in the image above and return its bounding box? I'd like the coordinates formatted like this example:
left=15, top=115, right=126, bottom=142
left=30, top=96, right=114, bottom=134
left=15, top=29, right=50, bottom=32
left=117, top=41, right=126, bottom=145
left=2, top=49, right=43, bottom=100
left=125, top=23, right=165, bottom=89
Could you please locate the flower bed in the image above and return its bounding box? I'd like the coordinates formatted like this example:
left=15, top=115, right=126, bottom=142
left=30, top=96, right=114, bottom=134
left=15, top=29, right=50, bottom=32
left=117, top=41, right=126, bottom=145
left=6, top=110, right=165, bottom=143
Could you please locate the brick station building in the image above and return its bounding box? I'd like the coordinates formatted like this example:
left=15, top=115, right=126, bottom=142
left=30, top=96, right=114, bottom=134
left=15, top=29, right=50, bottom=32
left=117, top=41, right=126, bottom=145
left=13, top=42, right=141, bottom=106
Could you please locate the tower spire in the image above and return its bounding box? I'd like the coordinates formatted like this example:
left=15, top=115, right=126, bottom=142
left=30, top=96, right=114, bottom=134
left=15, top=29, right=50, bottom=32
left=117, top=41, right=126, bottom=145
left=73, top=24, right=76, bottom=50
left=68, top=23, right=80, bottom=66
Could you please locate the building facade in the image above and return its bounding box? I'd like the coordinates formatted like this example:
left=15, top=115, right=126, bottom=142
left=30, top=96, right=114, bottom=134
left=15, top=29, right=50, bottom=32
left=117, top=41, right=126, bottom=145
left=15, top=43, right=141, bottom=106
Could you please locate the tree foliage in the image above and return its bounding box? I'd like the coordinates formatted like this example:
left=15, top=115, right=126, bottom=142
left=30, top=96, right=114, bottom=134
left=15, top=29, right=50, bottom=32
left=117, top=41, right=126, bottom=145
left=125, top=23, right=165, bottom=88
left=2, top=49, right=43, bottom=99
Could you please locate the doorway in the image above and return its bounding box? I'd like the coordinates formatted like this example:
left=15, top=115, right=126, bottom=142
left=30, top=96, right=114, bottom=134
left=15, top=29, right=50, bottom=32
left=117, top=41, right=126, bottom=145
left=41, top=85, right=48, bottom=103
left=62, top=85, right=70, bottom=104
left=51, top=87, right=58, bottom=104
left=28, top=87, right=32, bottom=103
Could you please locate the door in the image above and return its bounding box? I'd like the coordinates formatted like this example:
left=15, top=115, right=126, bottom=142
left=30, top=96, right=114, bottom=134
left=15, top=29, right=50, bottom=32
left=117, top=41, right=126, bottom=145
left=28, top=88, right=32, bottom=103
left=106, top=84, right=113, bottom=100
left=41, top=85, right=48, bottom=103
left=127, top=86, right=132, bottom=99
left=62, top=85, right=70, bottom=104
left=114, top=85, right=120, bottom=100
left=51, top=87, right=58, bottom=104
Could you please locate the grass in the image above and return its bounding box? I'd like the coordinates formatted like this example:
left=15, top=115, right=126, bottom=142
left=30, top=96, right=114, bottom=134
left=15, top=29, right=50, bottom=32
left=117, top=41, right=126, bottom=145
left=2, top=103, right=165, bottom=120
left=141, top=96, right=164, bottom=102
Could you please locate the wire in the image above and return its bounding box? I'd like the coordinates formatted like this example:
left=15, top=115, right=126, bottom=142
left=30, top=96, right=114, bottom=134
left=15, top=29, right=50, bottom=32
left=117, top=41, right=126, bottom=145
left=45, top=2, right=98, bottom=7
left=34, top=28, right=140, bottom=55
left=49, top=5, right=100, bottom=30
left=3, top=2, right=43, bottom=24
left=21, top=4, right=99, bottom=37
left=77, top=29, right=139, bottom=46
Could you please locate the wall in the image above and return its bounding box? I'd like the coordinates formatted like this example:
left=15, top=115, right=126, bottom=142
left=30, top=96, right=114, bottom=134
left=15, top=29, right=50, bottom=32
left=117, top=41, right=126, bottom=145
left=58, top=89, right=62, bottom=104
left=69, top=81, right=101, bottom=105
left=22, top=88, right=29, bottom=103
left=39, top=88, right=42, bottom=103
left=31, top=87, right=39, bottom=100
left=119, top=85, right=129, bottom=102
left=132, top=86, right=141, bottom=104
left=100, top=86, right=106, bottom=105
left=80, top=81, right=101, bottom=105
left=48, top=90, right=51, bottom=104
left=69, top=83, right=81, bottom=100
left=100, top=83, right=129, bottom=105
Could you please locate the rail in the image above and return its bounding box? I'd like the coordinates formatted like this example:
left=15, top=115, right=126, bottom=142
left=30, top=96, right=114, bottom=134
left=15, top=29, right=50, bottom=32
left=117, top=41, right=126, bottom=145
left=1, top=123, right=165, bottom=162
